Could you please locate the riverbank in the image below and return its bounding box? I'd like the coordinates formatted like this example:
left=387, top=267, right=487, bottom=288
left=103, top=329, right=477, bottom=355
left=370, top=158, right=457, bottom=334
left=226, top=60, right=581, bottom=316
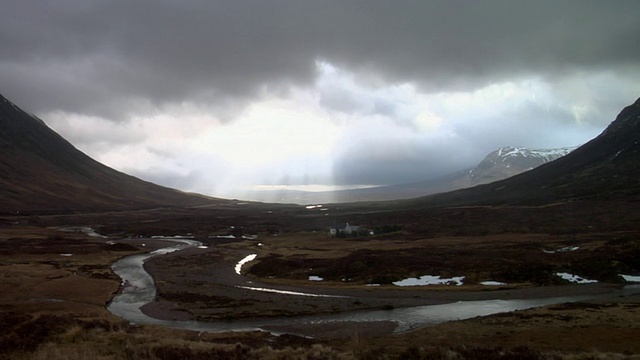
left=1, top=221, right=639, bottom=358
left=132, top=239, right=634, bottom=339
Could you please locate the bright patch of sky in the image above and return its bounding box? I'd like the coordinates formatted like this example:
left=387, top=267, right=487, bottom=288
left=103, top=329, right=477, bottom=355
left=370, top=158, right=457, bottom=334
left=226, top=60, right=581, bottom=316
left=41, top=61, right=636, bottom=200
left=2, top=2, right=640, bottom=202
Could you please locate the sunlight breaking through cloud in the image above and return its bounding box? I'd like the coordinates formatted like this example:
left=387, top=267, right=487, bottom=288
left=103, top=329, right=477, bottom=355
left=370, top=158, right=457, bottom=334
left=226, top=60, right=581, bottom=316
left=36, top=61, right=640, bottom=202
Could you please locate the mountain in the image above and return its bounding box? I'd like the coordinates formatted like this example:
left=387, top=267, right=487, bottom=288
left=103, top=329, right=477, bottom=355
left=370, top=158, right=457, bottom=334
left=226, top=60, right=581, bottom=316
left=246, top=145, right=576, bottom=204
left=0, top=93, right=220, bottom=213
left=3, top=90, right=637, bottom=214
left=467, top=146, right=575, bottom=185
left=407, top=96, right=640, bottom=207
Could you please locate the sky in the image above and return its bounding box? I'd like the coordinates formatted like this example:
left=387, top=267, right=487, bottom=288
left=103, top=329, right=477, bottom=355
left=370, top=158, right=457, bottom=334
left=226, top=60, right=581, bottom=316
left=1, top=1, right=639, bottom=202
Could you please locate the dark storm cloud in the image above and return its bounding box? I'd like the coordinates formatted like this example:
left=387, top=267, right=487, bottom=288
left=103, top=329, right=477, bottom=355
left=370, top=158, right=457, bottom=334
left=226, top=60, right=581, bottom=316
left=1, top=1, right=639, bottom=194
left=333, top=140, right=473, bottom=186
left=1, top=0, right=639, bottom=120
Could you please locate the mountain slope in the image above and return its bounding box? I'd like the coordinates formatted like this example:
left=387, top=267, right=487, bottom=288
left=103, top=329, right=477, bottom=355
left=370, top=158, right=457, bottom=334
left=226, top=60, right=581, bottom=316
left=408, top=96, right=640, bottom=207
left=468, top=146, right=575, bottom=185
left=250, top=145, right=575, bottom=204
left=0, top=93, right=220, bottom=213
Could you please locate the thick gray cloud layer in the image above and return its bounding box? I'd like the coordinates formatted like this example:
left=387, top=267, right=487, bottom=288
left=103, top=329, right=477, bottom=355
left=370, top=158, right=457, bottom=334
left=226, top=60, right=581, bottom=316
left=1, top=1, right=639, bottom=194
left=2, top=1, right=639, bottom=116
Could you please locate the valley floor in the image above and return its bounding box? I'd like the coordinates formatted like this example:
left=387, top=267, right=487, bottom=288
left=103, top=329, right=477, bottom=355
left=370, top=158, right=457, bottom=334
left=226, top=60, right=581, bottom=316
left=1, top=213, right=639, bottom=359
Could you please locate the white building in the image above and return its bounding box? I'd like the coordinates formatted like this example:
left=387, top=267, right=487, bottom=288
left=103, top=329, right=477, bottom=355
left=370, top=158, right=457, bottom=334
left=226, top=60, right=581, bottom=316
left=329, top=222, right=360, bottom=236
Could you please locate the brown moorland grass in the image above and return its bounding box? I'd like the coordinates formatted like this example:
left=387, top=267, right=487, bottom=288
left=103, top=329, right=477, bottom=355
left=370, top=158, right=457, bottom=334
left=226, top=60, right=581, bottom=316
left=1, top=214, right=639, bottom=359
left=0, top=232, right=136, bottom=318
left=228, top=230, right=638, bottom=288
left=365, top=301, right=640, bottom=358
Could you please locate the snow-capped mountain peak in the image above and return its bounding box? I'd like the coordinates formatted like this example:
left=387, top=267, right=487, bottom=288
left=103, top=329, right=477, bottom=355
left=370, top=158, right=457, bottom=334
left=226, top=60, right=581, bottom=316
left=495, top=146, right=576, bottom=160
left=469, top=146, right=577, bottom=185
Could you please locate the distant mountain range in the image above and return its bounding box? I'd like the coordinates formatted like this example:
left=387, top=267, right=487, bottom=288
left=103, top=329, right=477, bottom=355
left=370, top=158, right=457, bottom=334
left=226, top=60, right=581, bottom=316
left=1, top=90, right=638, bottom=213
left=0, top=93, right=221, bottom=213
left=244, top=145, right=577, bottom=204
left=405, top=96, right=640, bottom=208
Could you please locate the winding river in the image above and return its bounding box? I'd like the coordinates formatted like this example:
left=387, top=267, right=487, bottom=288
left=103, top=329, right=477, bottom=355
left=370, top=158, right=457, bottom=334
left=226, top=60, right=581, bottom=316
left=107, top=239, right=640, bottom=336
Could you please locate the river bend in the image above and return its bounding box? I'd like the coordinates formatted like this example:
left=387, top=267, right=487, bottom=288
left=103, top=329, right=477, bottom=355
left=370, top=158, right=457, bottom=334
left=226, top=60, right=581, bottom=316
left=107, top=239, right=639, bottom=336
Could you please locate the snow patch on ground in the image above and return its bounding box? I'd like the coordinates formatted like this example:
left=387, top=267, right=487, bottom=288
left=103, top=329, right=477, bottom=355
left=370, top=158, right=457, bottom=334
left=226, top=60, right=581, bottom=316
left=151, top=235, right=192, bottom=239
left=543, top=246, right=579, bottom=254
left=234, top=254, right=257, bottom=275
left=555, top=272, right=597, bottom=284
left=393, top=275, right=465, bottom=287
left=620, top=274, right=640, bottom=282
left=480, top=281, right=507, bottom=286
left=308, top=275, right=324, bottom=281
left=236, top=286, right=348, bottom=298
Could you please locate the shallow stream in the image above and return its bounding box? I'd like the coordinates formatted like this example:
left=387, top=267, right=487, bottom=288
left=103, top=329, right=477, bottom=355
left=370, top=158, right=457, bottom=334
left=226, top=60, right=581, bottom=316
left=107, top=239, right=639, bottom=336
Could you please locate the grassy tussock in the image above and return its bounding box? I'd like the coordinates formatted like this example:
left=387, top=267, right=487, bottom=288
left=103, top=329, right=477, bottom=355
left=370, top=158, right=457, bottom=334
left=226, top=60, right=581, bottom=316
left=1, top=311, right=638, bottom=360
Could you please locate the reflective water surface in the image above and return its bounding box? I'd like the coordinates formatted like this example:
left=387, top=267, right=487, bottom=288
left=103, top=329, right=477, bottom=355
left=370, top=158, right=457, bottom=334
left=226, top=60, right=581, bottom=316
left=107, top=239, right=639, bottom=336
